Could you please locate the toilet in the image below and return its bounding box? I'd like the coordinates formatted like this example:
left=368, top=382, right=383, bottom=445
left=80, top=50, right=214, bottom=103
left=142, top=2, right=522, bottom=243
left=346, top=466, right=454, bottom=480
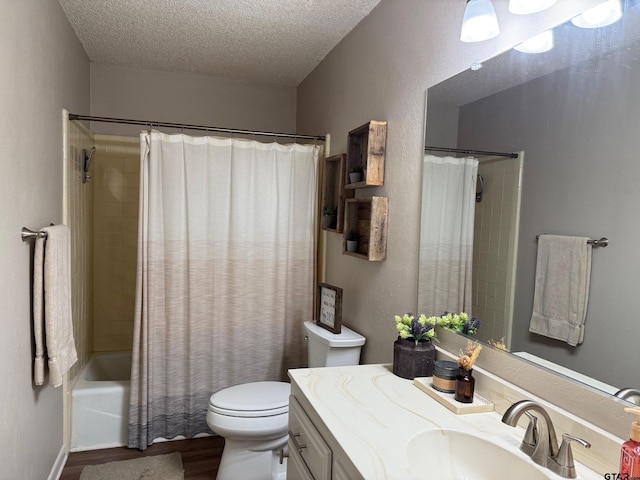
left=206, top=320, right=366, bottom=480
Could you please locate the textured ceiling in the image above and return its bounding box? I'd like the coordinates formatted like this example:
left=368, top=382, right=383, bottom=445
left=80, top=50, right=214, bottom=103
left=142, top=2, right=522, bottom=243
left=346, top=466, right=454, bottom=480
left=58, top=0, right=381, bottom=87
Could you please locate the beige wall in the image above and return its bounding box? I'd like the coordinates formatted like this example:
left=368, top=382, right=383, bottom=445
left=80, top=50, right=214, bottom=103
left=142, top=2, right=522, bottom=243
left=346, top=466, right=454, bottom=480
left=90, top=63, right=297, bottom=137
left=297, top=0, right=602, bottom=364
left=0, top=0, right=90, bottom=478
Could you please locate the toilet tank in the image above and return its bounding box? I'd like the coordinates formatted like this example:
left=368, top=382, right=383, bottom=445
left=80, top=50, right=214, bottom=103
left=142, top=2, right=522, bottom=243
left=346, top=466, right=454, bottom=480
left=303, top=321, right=366, bottom=368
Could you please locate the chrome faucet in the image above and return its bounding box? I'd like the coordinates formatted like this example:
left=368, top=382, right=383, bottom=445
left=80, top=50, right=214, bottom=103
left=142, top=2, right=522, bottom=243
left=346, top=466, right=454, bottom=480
left=615, top=388, right=640, bottom=405
left=501, top=400, right=590, bottom=478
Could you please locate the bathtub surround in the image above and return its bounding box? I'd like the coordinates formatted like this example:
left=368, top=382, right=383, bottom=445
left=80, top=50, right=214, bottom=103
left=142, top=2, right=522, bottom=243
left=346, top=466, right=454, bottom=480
left=92, top=135, right=140, bottom=352
left=129, top=132, right=320, bottom=449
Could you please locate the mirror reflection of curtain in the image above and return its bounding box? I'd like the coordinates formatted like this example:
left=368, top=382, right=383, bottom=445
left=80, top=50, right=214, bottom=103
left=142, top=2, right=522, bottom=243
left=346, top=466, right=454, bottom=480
left=129, top=131, right=320, bottom=449
left=418, top=155, right=478, bottom=316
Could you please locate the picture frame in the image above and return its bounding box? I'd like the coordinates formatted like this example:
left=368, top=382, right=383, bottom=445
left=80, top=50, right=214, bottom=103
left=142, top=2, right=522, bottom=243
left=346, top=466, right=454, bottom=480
left=316, top=283, right=343, bottom=334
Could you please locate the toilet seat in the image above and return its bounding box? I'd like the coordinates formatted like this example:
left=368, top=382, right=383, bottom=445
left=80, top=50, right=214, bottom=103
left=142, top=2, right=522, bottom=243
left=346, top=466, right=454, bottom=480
left=209, top=381, right=290, bottom=418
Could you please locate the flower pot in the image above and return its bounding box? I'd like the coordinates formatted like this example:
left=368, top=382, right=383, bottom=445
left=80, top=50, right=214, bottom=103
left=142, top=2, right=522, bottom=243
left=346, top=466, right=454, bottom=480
left=392, top=338, right=435, bottom=379
left=346, top=239, right=358, bottom=252
left=322, top=214, right=337, bottom=229
left=349, top=172, right=362, bottom=184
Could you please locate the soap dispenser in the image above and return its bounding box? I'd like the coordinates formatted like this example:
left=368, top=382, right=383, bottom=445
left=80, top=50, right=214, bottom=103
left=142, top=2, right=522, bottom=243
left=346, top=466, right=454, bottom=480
left=620, top=407, right=640, bottom=476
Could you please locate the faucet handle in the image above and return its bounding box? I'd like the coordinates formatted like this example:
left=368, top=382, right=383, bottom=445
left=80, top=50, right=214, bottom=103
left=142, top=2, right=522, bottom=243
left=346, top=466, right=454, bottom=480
left=553, top=433, right=591, bottom=478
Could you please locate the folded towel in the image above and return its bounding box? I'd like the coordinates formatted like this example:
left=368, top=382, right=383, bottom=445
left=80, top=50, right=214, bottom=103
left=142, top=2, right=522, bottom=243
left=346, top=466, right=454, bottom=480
left=33, top=236, right=46, bottom=385
left=529, top=234, right=592, bottom=346
left=33, top=225, right=77, bottom=387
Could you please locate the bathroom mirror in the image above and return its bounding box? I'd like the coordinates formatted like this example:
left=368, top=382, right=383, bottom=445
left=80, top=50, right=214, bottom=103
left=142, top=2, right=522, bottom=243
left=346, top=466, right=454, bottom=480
left=422, top=3, right=640, bottom=400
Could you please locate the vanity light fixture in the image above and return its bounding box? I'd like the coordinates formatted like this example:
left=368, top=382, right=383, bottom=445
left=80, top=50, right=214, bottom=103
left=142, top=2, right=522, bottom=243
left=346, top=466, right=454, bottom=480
left=571, top=0, right=622, bottom=28
left=508, top=0, right=557, bottom=15
left=460, top=0, right=500, bottom=43
left=513, top=29, right=554, bottom=53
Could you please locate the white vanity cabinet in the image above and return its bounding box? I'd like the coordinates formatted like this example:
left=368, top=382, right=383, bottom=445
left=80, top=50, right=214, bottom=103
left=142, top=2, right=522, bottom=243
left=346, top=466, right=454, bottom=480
left=287, top=391, right=364, bottom=480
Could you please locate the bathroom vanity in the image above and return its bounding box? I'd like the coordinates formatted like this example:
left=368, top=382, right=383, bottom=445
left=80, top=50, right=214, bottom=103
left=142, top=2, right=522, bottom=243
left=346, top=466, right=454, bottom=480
left=287, top=362, right=618, bottom=479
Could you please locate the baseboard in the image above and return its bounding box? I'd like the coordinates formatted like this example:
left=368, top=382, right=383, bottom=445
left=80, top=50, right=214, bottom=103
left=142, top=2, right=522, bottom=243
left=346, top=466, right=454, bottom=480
left=47, top=445, right=67, bottom=480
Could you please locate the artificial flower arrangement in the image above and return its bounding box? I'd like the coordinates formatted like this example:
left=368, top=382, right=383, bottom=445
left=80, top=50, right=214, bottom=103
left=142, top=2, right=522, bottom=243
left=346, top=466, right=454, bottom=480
left=394, top=313, right=437, bottom=345
left=457, top=340, right=483, bottom=371
left=437, top=311, right=481, bottom=336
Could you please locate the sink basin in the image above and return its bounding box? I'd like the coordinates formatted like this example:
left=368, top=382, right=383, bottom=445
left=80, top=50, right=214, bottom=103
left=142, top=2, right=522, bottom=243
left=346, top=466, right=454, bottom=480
left=406, top=428, right=552, bottom=479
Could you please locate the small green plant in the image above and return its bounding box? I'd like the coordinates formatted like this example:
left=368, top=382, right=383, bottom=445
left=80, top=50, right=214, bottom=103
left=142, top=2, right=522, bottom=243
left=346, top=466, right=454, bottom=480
left=322, top=206, right=337, bottom=216
left=348, top=165, right=363, bottom=173
left=347, top=231, right=359, bottom=241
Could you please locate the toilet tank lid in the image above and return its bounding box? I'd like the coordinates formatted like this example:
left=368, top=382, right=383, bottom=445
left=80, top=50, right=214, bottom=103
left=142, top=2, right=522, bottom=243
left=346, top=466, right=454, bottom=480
left=303, top=321, right=366, bottom=347
left=210, top=381, right=290, bottom=411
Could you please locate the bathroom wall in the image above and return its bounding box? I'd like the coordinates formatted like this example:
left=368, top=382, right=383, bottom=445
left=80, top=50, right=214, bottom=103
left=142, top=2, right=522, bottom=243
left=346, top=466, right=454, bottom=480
left=472, top=156, right=523, bottom=349
left=296, top=0, right=602, bottom=364
left=89, top=63, right=297, bottom=137
left=0, top=0, right=90, bottom=478
left=92, top=135, right=140, bottom=351
left=63, top=117, right=95, bottom=448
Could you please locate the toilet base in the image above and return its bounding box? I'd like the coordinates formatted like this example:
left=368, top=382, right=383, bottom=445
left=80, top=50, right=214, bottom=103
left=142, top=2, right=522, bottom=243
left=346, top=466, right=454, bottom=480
left=216, top=437, right=287, bottom=480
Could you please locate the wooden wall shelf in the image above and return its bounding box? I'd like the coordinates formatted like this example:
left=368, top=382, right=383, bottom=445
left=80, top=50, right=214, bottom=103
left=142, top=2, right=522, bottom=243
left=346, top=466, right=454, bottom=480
left=345, top=120, right=387, bottom=189
left=343, top=196, right=388, bottom=261
left=321, top=154, right=353, bottom=233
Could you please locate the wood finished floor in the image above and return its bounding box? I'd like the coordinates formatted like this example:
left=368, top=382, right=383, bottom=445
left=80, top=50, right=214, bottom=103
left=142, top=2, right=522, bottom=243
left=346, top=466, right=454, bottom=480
left=60, top=436, right=224, bottom=480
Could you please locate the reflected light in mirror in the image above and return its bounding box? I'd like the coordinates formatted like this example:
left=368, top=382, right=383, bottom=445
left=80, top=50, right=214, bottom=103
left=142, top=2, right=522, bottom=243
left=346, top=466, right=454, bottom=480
left=513, top=29, right=554, bottom=53
left=571, top=0, right=622, bottom=28
left=508, top=0, right=557, bottom=15
left=460, top=0, right=500, bottom=43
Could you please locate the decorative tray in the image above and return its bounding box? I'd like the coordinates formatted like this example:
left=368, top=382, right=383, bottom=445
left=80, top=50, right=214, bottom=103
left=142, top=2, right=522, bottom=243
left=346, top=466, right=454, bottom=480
left=413, top=377, right=494, bottom=414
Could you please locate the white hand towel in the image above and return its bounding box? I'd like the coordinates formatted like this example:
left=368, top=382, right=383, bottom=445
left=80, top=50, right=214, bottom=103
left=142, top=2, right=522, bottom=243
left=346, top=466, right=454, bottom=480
left=33, top=225, right=78, bottom=387
left=529, top=234, right=592, bottom=346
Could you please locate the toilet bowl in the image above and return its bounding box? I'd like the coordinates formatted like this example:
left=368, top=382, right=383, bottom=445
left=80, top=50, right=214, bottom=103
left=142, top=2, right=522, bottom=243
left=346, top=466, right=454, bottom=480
left=207, top=321, right=366, bottom=480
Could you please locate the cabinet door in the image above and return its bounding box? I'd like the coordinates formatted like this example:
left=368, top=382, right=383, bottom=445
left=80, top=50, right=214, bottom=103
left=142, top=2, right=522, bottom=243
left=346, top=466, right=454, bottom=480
left=287, top=438, right=314, bottom=480
left=288, top=396, right=332, bottom=480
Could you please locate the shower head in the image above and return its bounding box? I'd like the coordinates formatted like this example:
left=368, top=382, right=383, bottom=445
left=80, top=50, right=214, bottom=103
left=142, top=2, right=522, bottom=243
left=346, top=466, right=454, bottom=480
left=82, top=147, right=96, bottom=183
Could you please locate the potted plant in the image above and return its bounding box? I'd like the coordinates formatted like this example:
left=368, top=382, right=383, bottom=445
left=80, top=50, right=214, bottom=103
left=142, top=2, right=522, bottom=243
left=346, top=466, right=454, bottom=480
left=436, top=311, right=481, bottom=336
left=346, top=231, right=359, bottom=252
left=392, top=313, right=438, bottom=379
left=348, top=165, right=363, bottom=184
left=322, top=206, right=337, bottom=229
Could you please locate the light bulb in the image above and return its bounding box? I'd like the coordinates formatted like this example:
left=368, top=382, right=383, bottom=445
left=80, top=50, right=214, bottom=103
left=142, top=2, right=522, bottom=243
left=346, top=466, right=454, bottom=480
left=514, top=30, right=554, bottom=53
left=461, top=0, right=500, bottom=43
left=508, top=0, right=557, bottom=15
left=571, top=0, right=622, bottom=29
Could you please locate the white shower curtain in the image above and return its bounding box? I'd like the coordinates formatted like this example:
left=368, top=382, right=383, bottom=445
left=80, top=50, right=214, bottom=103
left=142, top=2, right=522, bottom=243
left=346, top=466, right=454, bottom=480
left=129, top=131, right=320, bottom=449
left=418, top=155, right=478, bottom=316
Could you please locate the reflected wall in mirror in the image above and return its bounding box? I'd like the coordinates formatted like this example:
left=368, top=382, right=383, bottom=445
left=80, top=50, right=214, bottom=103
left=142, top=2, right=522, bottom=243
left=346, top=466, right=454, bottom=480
left=422, top=2, right=640, bottom=400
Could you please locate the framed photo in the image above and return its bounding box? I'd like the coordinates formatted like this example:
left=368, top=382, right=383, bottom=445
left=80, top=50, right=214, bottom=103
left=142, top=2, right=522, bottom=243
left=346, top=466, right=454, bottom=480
left=317, top=283, right=343, bottom=334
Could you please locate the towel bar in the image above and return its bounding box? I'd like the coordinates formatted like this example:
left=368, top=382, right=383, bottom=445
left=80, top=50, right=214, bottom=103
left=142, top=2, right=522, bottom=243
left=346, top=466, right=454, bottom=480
left=21, top=227, right=48, bottom=241
left=535, top=235, right=608, bottom=247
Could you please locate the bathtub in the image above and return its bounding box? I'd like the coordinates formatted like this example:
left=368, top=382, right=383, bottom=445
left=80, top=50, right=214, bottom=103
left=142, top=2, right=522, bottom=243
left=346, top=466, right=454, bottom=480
left=71, top=351, right=132, bottom=451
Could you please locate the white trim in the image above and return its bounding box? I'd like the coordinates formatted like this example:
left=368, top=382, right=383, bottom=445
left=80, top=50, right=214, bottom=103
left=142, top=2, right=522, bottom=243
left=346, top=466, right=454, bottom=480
left=47, top=445, right=68, bottom=480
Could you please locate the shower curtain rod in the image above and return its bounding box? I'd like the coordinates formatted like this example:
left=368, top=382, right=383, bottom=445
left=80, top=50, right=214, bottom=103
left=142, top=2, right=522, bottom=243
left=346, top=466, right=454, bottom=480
left=425, top=145, right=518, bottom=158
left=68, top=114, right=326, bottom=141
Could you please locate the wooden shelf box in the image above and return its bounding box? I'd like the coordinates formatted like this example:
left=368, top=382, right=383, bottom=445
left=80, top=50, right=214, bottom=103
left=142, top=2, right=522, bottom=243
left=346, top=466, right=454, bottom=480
left=343, top=196, right=389, bottom=261
left=345, top=120, right=387, bottom=189
left=321, top=154, right=353, bottom=233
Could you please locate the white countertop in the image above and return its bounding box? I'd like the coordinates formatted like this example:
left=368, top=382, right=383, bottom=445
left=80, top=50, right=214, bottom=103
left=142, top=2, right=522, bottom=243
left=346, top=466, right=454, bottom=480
left=289, top=364, right=602, bottom=480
